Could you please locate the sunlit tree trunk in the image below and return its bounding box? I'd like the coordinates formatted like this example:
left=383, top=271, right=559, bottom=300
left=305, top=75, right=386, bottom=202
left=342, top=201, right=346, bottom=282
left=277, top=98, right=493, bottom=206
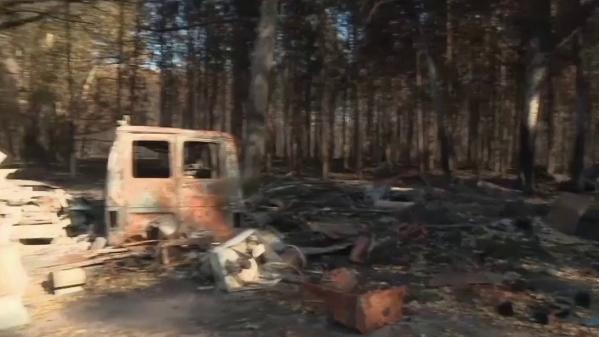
left=520, top=47, right=547, bottom=192
left=519, top=0, right=551, bottom=193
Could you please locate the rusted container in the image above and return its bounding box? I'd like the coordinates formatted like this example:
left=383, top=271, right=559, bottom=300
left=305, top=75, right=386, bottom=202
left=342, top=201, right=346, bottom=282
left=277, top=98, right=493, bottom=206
left=304, top=283, right=407, bottom=334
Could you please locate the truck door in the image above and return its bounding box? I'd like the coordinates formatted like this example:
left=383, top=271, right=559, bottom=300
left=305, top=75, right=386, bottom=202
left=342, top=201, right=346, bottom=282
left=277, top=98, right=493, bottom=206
left=177, top=138, right=235, bottom=241
left=121, top=137, right=179, bottom=240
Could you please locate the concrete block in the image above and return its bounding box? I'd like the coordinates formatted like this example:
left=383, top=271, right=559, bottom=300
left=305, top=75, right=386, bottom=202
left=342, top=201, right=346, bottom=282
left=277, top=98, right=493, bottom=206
left=51, top=268, right=86, bottom=289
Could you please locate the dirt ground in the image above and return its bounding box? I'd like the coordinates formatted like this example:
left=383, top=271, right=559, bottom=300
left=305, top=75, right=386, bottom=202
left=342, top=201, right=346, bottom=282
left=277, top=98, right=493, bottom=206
left=3, top=171, right=599, bottom=337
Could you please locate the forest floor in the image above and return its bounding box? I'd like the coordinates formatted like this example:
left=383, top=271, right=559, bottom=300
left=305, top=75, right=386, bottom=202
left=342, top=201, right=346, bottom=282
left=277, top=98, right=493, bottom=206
left=3, top=169, right=599, bottom=337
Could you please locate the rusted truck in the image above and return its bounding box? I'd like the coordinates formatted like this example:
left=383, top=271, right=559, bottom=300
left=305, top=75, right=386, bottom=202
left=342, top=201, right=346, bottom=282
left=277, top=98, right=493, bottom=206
left=104, top=118, right=242, bottom=245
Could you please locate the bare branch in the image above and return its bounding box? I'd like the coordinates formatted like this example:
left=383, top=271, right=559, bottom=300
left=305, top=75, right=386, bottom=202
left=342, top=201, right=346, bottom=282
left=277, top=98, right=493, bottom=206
left=0, top=12, right=49, bottom=29
left=141, top=17, right=244, bottom=32
left=553, top=0, right=599, bottom=51
left=366, top=0, right=399, bottom=23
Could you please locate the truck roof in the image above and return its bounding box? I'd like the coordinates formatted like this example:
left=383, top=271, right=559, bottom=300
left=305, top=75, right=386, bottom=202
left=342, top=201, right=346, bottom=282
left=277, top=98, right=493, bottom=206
left=117, top=125, right=236, bottom=141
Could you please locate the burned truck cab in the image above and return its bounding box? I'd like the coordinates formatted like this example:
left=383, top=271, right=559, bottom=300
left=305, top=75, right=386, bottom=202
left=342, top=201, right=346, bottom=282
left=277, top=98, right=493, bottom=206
left=105, top=120, right=242, bottom=245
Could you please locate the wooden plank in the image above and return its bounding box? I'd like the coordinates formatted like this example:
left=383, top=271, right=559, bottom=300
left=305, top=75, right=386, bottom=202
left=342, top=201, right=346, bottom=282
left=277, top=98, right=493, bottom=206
left=43, top=251, right=152, bottom=271
left=10, top=224, right=65, bottom=240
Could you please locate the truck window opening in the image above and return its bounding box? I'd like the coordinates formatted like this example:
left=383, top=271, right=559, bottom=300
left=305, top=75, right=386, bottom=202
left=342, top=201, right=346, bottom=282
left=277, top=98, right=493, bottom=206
left=132, top=141, right=171, bottom=178
left=183, top=142, right=221, bottom=179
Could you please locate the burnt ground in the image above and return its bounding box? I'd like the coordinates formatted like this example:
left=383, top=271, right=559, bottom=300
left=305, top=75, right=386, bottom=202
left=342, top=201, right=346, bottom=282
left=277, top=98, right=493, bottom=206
left=4, top=170, right=599, bottom=337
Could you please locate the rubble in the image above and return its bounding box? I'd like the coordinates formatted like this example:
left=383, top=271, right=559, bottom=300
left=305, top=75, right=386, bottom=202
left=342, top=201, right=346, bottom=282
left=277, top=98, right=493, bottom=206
left=13, top=172, right=599, bottom=336
left=546, top=193, right=593, bottom=235
left=496, top=301, right=515, bottom=316
left=349, top=235, right=372, bottom=264
left=428, top=271, right=501, bottom=288
left=0, top=153, right=74, bottom=242
left=574, top=291, right=591, bottom=308
left=366, top=184, right=418, bottom=210
left=278, top=245, right=307, bottom=269
left=209, top=229, right=287, bottom=292
left=305, top=219, right=364, bottom=239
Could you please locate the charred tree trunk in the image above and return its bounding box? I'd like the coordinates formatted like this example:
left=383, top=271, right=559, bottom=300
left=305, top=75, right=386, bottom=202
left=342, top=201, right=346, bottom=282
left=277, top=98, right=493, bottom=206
left=244, top=0, right=277, bottom=178
left=64, top=0, right=76, bottom=176
left=282, top=65, right=291, bottom=160
left=303, top=77, right=313, bottom=160
left=232, top=0, right=258, bottom=144
left=157, top=2, right=176, bottom=127
left=129, top=0, right=144, bottom=125
left=321, top=80, right=337, bottom=179
left=342, top=85, right=350, bottom=170
left=546, top=63, right=557, bottom=175
left=116, top=0, right=125, bottom=121
left=416, top=52, right=426, bottom=173
left=321, top=82, right=331, bottom=179
left=208, top=76, right=219, bottom=129
left=183, top=2, right=197, bottom=129
left=571, top=32, right=589, bottom=191
left=365, top=78, right=374, bottom=162
left=423, top=50, right=452, bottom=177
left=353, top=80, right=362, bottom=177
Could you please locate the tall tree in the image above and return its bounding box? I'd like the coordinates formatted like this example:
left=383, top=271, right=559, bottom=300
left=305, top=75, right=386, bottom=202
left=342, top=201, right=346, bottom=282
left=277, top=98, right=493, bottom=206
left=232, top=0, right=259, bottom=143
left=518, top=0, right=551, bottom=193
left=244, top=0, right=278, bottom=178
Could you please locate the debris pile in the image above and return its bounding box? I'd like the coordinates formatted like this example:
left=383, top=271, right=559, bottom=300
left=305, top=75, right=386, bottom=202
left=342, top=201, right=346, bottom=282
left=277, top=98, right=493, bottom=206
left=22, top=175, right=599, bottom=336
left=0, top=165, right=73, bottom=242
left=210, top=229, right=288, bottom=291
